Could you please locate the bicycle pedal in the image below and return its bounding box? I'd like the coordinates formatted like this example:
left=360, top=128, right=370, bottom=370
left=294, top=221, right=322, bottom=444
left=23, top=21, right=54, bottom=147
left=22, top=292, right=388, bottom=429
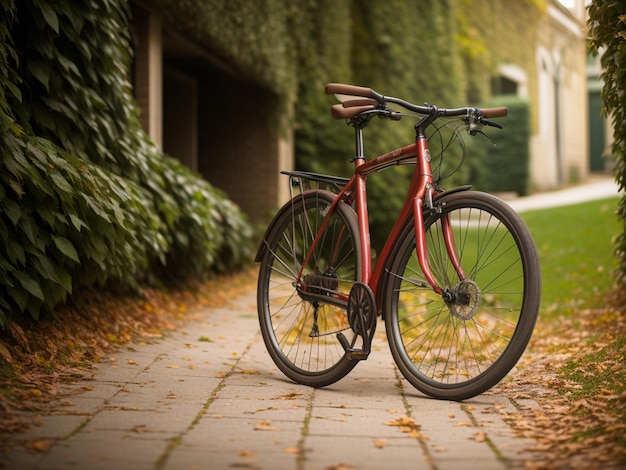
left=336, top=332, right=370, bottom=361
left=347, top=350, right=369, bottom=360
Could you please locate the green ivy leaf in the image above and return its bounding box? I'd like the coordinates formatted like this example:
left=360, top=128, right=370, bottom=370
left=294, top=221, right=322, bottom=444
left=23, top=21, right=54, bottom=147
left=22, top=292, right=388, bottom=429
left=49, top=172, right=73, bottom=194
left=6, top=238, right=25, bottom=266
left=2, top=198, right=21, bottom=225
left=14, top=271, right=45, bottom=301
left=69, top=214, right=88, bottom=232
left=26, top=60, right=50, bottom=91
left=52, top=235, right=80, bottom=263
left=38, top=2, right=59, bottom=34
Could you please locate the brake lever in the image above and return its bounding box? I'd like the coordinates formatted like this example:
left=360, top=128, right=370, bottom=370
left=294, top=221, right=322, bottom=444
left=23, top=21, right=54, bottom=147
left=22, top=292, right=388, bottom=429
left=482, top=118, right=504, bottom=130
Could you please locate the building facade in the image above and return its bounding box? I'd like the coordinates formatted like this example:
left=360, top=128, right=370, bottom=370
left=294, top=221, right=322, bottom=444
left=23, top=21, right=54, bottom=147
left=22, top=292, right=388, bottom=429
left=129, top=0, right=591, bottom=223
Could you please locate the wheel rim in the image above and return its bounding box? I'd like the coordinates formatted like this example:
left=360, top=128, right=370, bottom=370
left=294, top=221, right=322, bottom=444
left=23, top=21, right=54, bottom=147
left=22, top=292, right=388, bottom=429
left=261, top=192, right=361, bottom=376
left=391, top=201, right=532, bottom=388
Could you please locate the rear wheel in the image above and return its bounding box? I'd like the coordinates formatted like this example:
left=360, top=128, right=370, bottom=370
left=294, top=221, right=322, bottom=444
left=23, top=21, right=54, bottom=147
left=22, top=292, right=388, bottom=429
left=257, top=190, right=362, bottom=387
left=384, top=191, right=541, bottom=400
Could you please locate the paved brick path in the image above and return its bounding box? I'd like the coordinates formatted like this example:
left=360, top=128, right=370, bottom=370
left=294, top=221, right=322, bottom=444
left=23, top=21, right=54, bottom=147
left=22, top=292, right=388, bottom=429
left=1, top=289, right=541, bottom=470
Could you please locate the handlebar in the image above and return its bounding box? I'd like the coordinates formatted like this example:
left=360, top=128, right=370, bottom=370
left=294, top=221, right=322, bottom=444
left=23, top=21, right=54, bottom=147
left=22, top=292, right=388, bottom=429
left=325, top=82, right=508, bottom=126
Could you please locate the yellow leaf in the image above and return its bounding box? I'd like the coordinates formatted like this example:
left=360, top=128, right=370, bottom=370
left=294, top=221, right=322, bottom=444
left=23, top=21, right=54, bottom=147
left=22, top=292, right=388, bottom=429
left=271, top=392, right=303, bottom=400
left=472, top=431, right=487, bottom=442
left=25, top=438, right=54, bottom=452
left=0, top=341, right=12, bottom=362
left=374, top=439, right=387, bottom=448
left=456, top=421, right=473, bottom=427
left=283, top=447, right=301, bottom=454
left=385, top=416, right=419, bottom=427
left=254, top=420, right=280, bottom=431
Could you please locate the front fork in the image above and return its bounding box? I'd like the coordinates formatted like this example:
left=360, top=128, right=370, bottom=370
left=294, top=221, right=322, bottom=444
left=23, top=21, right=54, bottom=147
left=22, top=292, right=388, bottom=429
left=413, top=187, right=466, bottom=295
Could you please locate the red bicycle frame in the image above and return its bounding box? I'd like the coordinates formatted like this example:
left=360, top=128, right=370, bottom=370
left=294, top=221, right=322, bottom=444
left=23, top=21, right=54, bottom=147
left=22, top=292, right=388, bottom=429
left=297, top=126, right=467, bottom=309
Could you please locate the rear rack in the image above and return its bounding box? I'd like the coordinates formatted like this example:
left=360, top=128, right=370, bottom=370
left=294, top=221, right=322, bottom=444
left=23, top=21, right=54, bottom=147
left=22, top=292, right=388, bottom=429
left=282, top=170, right=350, bottom=194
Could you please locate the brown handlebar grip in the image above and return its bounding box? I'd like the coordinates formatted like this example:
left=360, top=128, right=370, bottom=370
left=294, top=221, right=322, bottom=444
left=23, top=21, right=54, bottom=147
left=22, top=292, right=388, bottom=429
left=481, top=107, right=508, bottom=118
left=331, top=104, right=375, bottom=120
left=325, top=83, right=373, bottom=97
left=342, top=98, right=378, bottom=108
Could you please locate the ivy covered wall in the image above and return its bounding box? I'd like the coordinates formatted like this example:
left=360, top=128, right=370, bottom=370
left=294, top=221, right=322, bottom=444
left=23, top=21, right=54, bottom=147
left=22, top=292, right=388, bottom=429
left=0, top=0, right=252, bottom=324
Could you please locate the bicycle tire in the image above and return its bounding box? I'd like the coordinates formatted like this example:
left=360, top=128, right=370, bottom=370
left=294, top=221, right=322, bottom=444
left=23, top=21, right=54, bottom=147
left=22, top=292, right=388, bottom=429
left=384, top=191, right=541, bottom=400
left=257, top=190, right=362, bottom=387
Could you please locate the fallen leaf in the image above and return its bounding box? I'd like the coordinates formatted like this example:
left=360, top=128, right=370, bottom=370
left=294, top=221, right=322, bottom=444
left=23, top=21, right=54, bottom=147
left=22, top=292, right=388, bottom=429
left=374, top=439, right=387, bottom=448
left=24, top=438, right=55, bottom=452
left=471, top=431, right=487, bottom=442
left=0, top=341, right=12, bottom=362
left=271, top=392, right=303, bottom=400
left=385, top=416, right=419, bottom=428
left=254, top=420, right=280, bottom=431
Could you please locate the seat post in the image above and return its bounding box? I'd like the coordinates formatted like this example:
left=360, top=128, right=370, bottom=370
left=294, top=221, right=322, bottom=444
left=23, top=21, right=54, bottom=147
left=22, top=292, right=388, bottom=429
left=353, top=127, right=365, bottom=163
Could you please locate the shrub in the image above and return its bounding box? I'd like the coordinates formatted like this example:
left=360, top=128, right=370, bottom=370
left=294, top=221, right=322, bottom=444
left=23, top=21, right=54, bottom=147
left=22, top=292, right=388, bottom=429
left=0, top=0, right=252, bottom=325
left=477, top=96, right=531, bottom=196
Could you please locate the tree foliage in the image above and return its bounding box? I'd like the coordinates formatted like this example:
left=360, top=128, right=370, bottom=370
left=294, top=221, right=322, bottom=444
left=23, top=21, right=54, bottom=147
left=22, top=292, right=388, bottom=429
left=588, top=0, right=626, bottom=287
left=0, top=0, right=252, bottom=324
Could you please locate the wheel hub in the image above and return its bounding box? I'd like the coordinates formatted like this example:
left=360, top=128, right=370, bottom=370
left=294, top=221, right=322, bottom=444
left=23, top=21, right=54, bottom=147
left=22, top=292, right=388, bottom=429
left=302, top=267, right=338, bottom=297
left=444, top=279, right=481, bottom=320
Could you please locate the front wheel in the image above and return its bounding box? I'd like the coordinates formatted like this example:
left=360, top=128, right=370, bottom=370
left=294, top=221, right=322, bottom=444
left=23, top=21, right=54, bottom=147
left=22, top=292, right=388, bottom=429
left=384, top=191, right=541, bottom=400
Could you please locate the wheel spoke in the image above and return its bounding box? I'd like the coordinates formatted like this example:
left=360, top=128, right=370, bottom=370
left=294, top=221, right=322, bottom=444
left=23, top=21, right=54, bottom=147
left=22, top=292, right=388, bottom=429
left=258, top=190, right=362, bottom=386
left=386, top=193, right=540, bottom=400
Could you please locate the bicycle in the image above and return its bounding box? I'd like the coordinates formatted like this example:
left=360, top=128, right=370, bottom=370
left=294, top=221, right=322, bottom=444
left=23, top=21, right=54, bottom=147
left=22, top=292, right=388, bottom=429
left=255, top=83, right=541, bottom=401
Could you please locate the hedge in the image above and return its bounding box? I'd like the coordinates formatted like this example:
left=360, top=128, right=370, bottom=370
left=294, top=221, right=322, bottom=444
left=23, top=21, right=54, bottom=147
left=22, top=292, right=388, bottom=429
left=0, top=0, right=252, bottom=325
left=476, top=96, right=531, bottom=196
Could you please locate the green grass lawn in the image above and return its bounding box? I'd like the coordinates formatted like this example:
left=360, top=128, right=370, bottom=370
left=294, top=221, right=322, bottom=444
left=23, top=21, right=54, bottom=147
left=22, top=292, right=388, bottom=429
left=520, top=197, right=622, bottom=317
